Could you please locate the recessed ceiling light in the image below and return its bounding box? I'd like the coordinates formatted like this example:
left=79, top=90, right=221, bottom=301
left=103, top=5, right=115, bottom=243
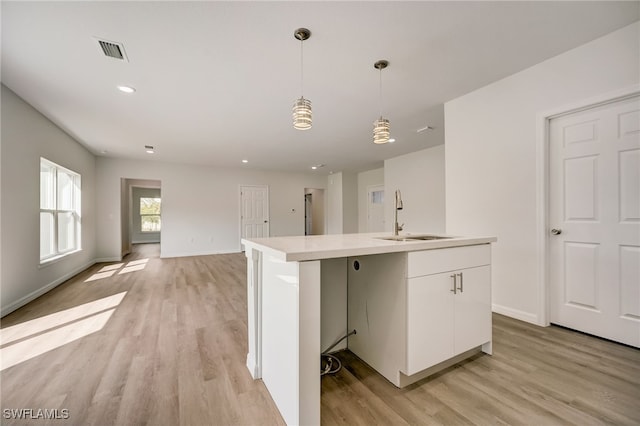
left=388, top=138, right=396, bottom=143
left=117, top=85, right=136, bottom=94
left=145, top=145, right=154, bottom=154
left=242, top=159, right=249, bottom=163
left=311, top=164, right=325, bottom=170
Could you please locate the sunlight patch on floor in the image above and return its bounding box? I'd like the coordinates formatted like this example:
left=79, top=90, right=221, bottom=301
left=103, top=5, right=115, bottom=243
left=85, top=270, right=117, bottom=282
left=0, top=309, right=116, bottom=371
left=85, top=259, right=149, bottom=282
left=119, top=264, right=146, bottom=275
left=0, top=292, right=127, bottom=371
left=99, top=263, right=124, bottom=272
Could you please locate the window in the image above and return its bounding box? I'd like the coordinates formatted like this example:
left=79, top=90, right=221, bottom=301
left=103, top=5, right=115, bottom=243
left=140, top=197, right=161, bottom=232
left=371, top=189, right=384, bottom=204
left=40, top=158, right=81, bottom=263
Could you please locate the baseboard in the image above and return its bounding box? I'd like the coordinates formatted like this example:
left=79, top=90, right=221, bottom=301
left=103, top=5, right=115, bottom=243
left=492, top=303, right=540, bottom=325
left=94, top=256, right=122, bottom=263
left=1, top=259, right=97, bottom=317
left=161, top=249, right=242, bottom=259
left=131, top=240, right=160, bottom=244
left=246, top=353, right=260, bottom=379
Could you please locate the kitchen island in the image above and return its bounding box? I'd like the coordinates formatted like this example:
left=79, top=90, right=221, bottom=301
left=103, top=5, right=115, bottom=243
left=242, top=232, right=496, bottom=425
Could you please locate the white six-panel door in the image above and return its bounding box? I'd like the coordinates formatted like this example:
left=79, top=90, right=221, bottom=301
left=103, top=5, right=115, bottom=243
left=240, top=185, right=269, bottom=239
left=549, top=95, right=640, bottom=347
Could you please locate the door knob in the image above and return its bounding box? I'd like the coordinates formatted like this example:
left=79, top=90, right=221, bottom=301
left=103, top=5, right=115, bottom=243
left=264, top=220, right=268, bottom=223
left=551, top=228, right=562, bottom=235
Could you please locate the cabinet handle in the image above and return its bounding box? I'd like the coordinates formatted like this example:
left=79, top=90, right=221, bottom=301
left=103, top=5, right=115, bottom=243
left=450, top=274, right=457, bottom=294
left=457, top=272, right=464, bottom=292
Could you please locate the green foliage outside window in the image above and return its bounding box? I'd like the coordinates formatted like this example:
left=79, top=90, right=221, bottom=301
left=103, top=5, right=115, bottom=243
left=141, top=197, right=161, bottom=232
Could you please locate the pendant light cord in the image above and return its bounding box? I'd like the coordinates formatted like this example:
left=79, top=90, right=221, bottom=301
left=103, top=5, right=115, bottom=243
left=378, top=66, right=383, bottom=117
left=300, top=38, right=304, bottom=97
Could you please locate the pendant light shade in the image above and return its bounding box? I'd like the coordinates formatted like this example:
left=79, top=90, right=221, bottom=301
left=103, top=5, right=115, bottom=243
left=373, top=117, right=390, bottom=144
left=293, top=28, right=312, bottom=130
left=293, top=97, right=312, bottom=130
left=373, top=60, right=390, bottom=144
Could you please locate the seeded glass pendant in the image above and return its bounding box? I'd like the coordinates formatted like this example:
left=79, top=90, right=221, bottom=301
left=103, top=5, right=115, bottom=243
left=292, top=28, right=312, bottom=130
left=373, top=117, right=390, bottom=144
left=373, top=60, right=390, bottom=144
left=293, top=97, right=312, bottom=130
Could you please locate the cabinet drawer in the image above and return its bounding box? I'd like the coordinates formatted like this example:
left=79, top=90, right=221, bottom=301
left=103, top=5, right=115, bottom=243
left=407, top=244, right=490, bottom=278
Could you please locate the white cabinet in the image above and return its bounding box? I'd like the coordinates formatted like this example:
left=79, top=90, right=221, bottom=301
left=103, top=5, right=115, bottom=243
left=405, top=244, right=492, bottom=376
left=406, top=265, right=491, bottom=375
left=347, top=244, right=492, bottom=387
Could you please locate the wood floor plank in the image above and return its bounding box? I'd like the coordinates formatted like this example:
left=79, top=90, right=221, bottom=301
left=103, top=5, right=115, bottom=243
left=2, top=244, right=639, bottom=425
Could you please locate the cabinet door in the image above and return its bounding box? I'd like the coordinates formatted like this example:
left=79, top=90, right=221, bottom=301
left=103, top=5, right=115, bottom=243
left=405, top=273, right=455, bottom=375
left=454, top=265, right=492, bottom=354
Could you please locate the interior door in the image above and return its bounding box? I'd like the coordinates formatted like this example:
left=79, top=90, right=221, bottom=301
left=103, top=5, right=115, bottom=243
left=549, top=95, right=640, bottom=347
left=240, top=185, right=269, bottom=239
left=367, top=185, right=385, bottom=232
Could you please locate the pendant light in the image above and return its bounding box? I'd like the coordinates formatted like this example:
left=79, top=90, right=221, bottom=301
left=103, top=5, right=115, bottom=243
left=373, top=60, right=390, bottom=144
left=292, top=28, right=312, bottom=130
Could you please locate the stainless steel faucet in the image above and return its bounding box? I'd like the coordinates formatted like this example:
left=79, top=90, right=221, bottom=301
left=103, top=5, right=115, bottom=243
left=394, top=189, right=404, bottom=236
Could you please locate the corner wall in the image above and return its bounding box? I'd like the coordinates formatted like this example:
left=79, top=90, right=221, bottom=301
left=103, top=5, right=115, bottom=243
left=1, top=85, right=97, bottom=315
left=445, top=22, right=640, bottom=324
left=384, top=145, right=446, bottom=234
left=326, top=172, right=359, bottom=234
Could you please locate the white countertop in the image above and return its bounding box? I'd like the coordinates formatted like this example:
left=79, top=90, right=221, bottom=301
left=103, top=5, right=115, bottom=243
left=242, top=232, right=497, bottom=262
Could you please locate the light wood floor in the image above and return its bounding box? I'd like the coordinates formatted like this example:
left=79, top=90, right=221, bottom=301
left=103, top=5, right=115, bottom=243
left=1, top=246, right=639, bottom=425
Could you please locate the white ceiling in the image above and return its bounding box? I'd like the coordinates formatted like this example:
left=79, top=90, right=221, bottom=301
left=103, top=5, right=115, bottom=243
left=3, top=1, right=638, bottom=174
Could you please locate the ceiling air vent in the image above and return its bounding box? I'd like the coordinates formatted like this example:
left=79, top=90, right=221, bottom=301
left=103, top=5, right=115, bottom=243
left=95, top=38, right=128, bottom=62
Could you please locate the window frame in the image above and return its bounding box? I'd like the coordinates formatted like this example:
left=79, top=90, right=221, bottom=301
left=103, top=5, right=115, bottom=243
left=139, top=197, right=161, bottom=233
left=40, top=158, right=82, bottom=264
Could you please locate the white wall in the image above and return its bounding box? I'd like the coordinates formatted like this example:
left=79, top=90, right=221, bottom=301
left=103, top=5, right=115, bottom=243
left=326, top=172, right=358, bottom=234
left=384, top=145, right=446, bottom=234
left=357, top=168, right=384, bottom=233
left=120, top=178, right=129, bottom=257
left=445, top=22, right=640, bottom=324
left=342, top=172, right=358, bottom=234
left=96, top=158, right=326, bottom=259
left=1, top=85, right=97, bottom=315
left=326, top=173, right=343, bottom=234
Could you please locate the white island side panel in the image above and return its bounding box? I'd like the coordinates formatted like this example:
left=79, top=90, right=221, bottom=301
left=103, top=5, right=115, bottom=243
left=261, top=255, right=320, bottom=426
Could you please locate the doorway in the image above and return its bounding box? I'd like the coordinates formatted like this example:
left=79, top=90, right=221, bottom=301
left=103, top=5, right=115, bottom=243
left=304, top=188, right=325, bottom=235
left=120, top=178, right=161, bottom=258
left=548, top=94, right=639, bottom=347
